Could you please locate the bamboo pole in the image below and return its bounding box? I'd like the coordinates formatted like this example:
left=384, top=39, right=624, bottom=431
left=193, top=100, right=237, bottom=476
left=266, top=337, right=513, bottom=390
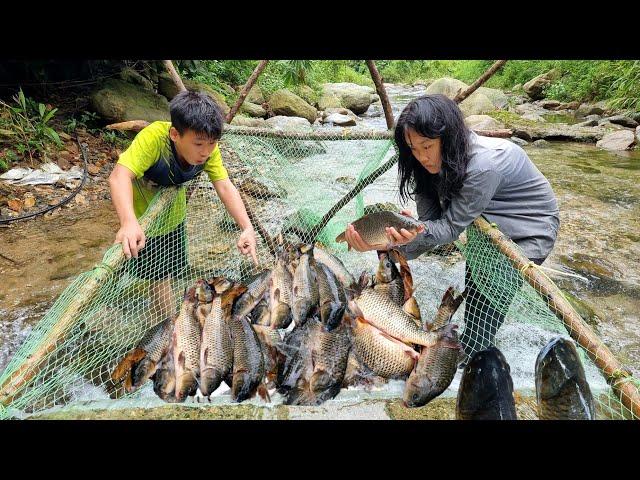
left=0, top=189, right=181, bottom=407
left=473, top=216, right=640, bottom=419
left=453, top=60, right=508, bottom=104
left=226, top=60, right=269, bottom=124
left=366, top=60, right=395, bottom=130
left=163, top=60, right=187, bottom=93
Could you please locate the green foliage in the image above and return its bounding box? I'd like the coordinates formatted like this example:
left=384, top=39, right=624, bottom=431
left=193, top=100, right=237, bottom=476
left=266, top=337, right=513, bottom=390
left=0, top=156, right=8, bottom=172
left=0, top=88, right=63, bottom=163
left=609, top=60, right=640, bottom=112
left=100, top=130, right=129, bottom=148
left=277, top=60, right=314, bottom=87
left=63, top=110, right=100, bottom=134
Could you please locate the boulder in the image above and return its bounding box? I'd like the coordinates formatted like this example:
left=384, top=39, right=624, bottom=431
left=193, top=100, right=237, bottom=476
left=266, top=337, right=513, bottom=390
left=322, top=107, right=358, bottom=121
left=539, top=100, right=561, bottom=110
left=246, top=85, right=265, bottom=104
left=631, top=112, right=640, bottom=124
left=268, top=89, right=317, bottom=123
left=509, top=136, right=529, bottom=147
left=240, top=102, right=267, bottom=118
left=219, top=83, right=236, bottom=95
left=575, top=103, right=605, bottom=118
left=318, top=93, right=342, bottom=110
left=320, top=83, right=376, bottom=114
left=558, top=101, right=580, bottom=110
left=464, top=115, right=505, bottom=130
left=425, top=77, right=496, bottom=116
left=413, top=79, right=434, bottom=87
left=90, top=79, right=170, bottom=123
left=264, top=115, right=312, bottom=131
left=597, top=120, right=626, bottom=130
left=521, top=113, right=546, bottom=122
left=119, top=67, right=153, bottom=91
left=322, top=113, right=356, bottom=126
left=596, top=130, right=636, bottom=151
left=297, top=85, right=318, bottom=107
left=605, top=115, right=639, bottom=128
left=636, top=126, right=640, bottom=144
left=523, top=69, right=561, bottom=100
left=230, top=116, right=270, bottom=128
left=532, top=139, right=551, bottom=148
left=477, top=87, right=509, bottom=109
left=158, top=75, right=230, bottom=115
left=576, top=119, right=599, bottom=127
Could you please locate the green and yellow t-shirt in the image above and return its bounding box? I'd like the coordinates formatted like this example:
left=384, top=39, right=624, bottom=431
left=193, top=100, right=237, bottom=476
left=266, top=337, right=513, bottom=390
left=117, top=121, right=228, bottom=236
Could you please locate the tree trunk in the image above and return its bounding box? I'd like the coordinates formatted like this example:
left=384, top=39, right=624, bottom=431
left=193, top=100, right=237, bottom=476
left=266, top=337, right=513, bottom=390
left=163, top=60, right=187, bottom=93
left=366, top=60, right=395, bottom=130
left=453, top=60, right=508, bottom=104
left=226, top=60, right=269, bottom=124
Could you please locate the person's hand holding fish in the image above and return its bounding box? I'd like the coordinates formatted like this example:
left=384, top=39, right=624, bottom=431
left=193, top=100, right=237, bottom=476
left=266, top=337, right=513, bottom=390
left=340, top=210, right=425, bottom=252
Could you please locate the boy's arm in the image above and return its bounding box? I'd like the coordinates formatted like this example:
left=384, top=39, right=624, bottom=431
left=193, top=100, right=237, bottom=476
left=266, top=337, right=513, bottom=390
left=212, top=177, right=258, bottom=265
left=108, top=164, right=145, bottom=259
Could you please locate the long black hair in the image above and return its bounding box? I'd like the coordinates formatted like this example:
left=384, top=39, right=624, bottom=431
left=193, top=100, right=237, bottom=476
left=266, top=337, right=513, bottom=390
left=394, top=94, right=471, bottom=204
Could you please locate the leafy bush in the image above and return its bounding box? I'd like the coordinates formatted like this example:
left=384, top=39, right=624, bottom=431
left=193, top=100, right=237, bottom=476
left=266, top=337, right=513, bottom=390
left=0, top=88, right=63, bottom=162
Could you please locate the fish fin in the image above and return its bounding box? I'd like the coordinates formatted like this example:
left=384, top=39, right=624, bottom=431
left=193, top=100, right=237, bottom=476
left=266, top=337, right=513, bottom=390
left=335, top=232, right=346, bottom=243
left=403, top=297, right=422, bottom=322
left=372, top=326, right=420, bottom=360
left=178, top=351, right=186, bottom=370
left=221, top=283, right=248, bottom=316
left=257, top=382, right=271, bottom=403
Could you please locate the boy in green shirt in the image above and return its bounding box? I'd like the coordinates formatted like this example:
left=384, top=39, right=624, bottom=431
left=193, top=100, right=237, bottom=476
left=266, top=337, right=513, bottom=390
left=108, top=90, right=257, bottom=318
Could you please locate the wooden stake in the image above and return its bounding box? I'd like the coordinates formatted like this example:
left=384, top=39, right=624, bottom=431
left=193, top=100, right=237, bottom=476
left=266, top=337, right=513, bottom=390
left=366, top=60, right=395, bottom=130
left=226, top=60, right=269, bottom=124
left=163, top=60, right=187, bottom=93
left=453, top=60, right=507, bottom=104
left=473, top=216, right=640, bottom=419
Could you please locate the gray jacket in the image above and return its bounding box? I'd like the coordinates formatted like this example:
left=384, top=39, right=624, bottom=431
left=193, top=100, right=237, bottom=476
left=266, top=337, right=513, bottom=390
left=398, top=132, right=560, bottom=260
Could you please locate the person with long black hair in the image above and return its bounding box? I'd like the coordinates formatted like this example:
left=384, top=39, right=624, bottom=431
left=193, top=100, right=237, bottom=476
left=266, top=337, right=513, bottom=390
left=344, top=94, right=560, bottom=363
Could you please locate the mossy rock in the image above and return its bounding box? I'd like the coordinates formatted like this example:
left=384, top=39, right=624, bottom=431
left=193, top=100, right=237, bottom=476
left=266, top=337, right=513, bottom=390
left=240, top=102, right=267, bottom=118
left=363, top=202, right=399, bottom=216
left=119, top=67, right=154, bottom=91
left=268, top=89, right=318, bottom=124
left=90, top=79, right=170, bottom=123
left=157, top=74, right=230, bottom=115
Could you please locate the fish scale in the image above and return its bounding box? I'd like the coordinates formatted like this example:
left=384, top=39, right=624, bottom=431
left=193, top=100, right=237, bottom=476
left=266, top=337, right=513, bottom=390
left=336, top=211, right=423, bottom=249
left=314, top=262, right=347, bottom=330
left=270, top=253, right=293, bottom=328
left=200, top=296, right=233, bottom=396
left=313, top=247, right=355, bottom=288
left=292, top=252, right=319, bottom=325
left=173, top=290, right=201, bottom=400
left=354, top=288, right=439, bottom=347
left=353, top=318, right=416, bottom=379
left=230, top=314, right=265, bottom=402
left=131, top=318, right=174, bottom=388
left=233, top=270, right=271, bottom=319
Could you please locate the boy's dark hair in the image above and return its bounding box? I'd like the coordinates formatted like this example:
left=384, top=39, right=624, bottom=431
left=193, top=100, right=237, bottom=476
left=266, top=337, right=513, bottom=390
left=394, top=94, right=471, bottom=204
left=169, top=90, right=224, bottom=140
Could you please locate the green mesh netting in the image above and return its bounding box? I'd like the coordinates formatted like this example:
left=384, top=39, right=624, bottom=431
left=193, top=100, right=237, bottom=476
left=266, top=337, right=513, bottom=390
left=0, top=125, right=637, bottom=420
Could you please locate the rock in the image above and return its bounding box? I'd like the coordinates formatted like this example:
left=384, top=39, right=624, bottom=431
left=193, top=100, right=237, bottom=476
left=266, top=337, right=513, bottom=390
left=90, top=79, right=170, bottom=123
left=464, top=114, right=505, bottom=130
left=584, top=114, right=601, bottom=122
left=521, top=113, right=546, bottom=122
left=370, top=93, right=380, bottom=103
left=297, top=85, right=318, bottom=107
left=268, top=89, right=317, bottom=123
left=317, top=93, right=342, bottom=110
left=230, top=116, right=270, bottom=128
left=7, top=199, right=23, bottom=212
left=240, top=102, right=267, bottom=118
left=575, top=103, right=605, bottom=118
left=219, top=83, right=235, bottom=95
left=59, top=131, right=72, bottom=141
left=512, top=84, right=523, bottom=92
left=335, top=176, right=356, bottom=186
left=364, top=202, right=399, bottom=216
left=245, top=85, right=265, bottom=105
left=322, top=107, right=358, bottom=120
left=477, top=87, right=509, bottom=109
left=576, top=119, right=599, bottom=127
left=597, top=120, right=626, bottom=130
left=238, top=178, right=285, bottom=199
left=523, top=69, right=561, bottom=100
left=425, top=77, right=495, bottom=116
left=509, top=136, right=529, bottom=146
left=559, top=101, right=580, bottom=110
left=606, top=115, right=639, bottom=128
left=532, top=139, right=551, bottom=148
left=264, top=116, right=312, bottom=131
left=320, top=83, right=376, bottom=114
left=119, top=67, right=154, bottom=91
left=157, top=75, right=230, bottom=115
left=87, top=164, right=100, bottom=175
left=539, top=100, right=561, bottom=110
left=413, top=79, right=433, bottom=87
left=596, top=130, right=636, bottom=151
left=631, top=112, right=640, bottom=124
left=636, top=126, right=640, bottom=144
left=322, top=113, right=356, bottom=126
left=23, top=195, right=36, bottom=208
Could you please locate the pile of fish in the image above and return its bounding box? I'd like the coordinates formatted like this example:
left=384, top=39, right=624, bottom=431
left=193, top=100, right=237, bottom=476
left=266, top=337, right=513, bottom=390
left=111, top=240, right=462, bottom=406
left=110, top=210, right=599, bottom=418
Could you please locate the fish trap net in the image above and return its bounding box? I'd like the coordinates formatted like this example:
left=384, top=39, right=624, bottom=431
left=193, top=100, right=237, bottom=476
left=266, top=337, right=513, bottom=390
left=0, top=125, right=637, bottom=420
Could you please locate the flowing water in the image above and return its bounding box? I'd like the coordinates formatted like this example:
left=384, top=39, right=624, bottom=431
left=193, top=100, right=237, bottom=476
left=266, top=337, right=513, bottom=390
left=1, top=83, right=638, bottom=413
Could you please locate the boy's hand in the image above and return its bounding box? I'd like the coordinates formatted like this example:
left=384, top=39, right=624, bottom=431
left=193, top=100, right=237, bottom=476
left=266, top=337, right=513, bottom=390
left=238, top=227, right=258, bottom=266
left=115, top=220, right=145, bottom=259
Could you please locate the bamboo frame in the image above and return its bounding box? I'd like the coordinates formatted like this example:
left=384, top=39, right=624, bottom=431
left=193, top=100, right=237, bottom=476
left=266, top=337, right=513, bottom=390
left=226, top=60, right=269, bottom=124
left=474, top=216, right=640, bottom=419
left=0, top=189, right=181, bottom=407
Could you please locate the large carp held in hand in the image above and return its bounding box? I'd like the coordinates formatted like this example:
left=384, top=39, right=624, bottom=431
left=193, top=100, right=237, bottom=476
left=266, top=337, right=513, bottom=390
left=335, top=211, right=424, bottom=250
left=110, top=236, right=600, bottom=418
